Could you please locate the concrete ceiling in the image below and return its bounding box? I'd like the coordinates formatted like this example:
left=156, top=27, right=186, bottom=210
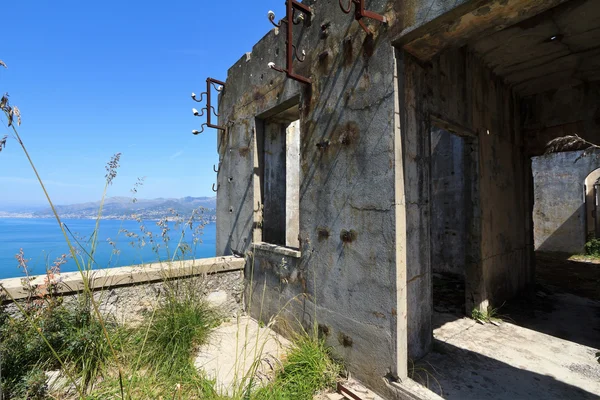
left=470, top=0, right=600, bottom=96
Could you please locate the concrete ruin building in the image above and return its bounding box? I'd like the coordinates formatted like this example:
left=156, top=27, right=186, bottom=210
left=533, top=149, right=600, bottom=254
left=200, top=0, right=600, bottom=397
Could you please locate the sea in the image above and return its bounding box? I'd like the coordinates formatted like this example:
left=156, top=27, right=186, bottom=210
left=0, top=218, right=216, bottom=279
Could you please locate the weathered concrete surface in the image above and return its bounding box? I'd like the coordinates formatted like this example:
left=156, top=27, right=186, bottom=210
left=471, top=0, right=600, bottom=97
left=522, top=82, right=600, bottom=157
left=532, top=149, right=600, bottom=254
left=396, top=0, right=569, bottom=60
left=213, top=0, right=599, bottom=397
left=216, top=0, right=406, bottom=395
left=194, top=316, right=290, bottom=396
left=400, top=47, right=533, bottom=359
left=412, top=288, right=600, bottom=399
left=0, top=256, right=244, bottom=301
left=4, top=270, right=245, bottom=327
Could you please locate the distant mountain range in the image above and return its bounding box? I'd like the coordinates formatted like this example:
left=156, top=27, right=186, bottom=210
left=0, top=196, right=217, bottom=221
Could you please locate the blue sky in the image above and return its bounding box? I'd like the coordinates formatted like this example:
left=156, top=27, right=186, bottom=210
left=0, top=0, right=285, bottom=208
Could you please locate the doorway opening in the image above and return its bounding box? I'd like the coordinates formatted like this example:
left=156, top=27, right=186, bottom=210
left=430, top=122, right=480, bottom=319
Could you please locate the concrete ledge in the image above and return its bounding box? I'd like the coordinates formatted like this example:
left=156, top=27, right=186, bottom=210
left=253, top=242, right=301, bottom=258
left=0, top=256, right=245, bottom=301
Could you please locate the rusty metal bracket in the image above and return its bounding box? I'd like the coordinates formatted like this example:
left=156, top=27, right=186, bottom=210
left=267, top=1, right=312, bottom=85
left=191, top=77, right=226, bottom=135
left=339, top=0, right=387, bottom=35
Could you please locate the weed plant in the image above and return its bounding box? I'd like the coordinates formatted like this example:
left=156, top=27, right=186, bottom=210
left=584, top=237, right=600, bottom=257
left=252, top=333, right=340, bottom=400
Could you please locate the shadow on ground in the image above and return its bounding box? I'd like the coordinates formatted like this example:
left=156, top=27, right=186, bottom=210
left=414, top=337, right=600, bottom=400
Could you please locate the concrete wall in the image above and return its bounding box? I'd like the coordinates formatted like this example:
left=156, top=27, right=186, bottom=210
left=215, top=0, right=405, bottom=394
left=285, top=120, right=300, bottom=248
left=213, top=0, right=553, bottom=394
left=532, top=149, right=600, bottom=254
left=400, top=47, right=534, bottom=358
left=430, top=128, right=468, bottom=276
left=522, top=83, right=600, bottom=156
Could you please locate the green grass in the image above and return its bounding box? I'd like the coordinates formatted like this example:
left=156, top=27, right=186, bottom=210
left=251, top=333, right=340, bottom=400
left=138, top=281, right=221, bottom=376
left=471, top=304, right=504, bottom=324
left=0, top=296, right=116, bottom=398
left=81, top=279, right=223, bottom=400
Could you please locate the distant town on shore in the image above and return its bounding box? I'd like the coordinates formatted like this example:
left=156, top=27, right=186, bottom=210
left=0, top=196, right=217, bottom=222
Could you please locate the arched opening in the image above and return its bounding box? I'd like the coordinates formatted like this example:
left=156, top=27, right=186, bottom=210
left=584, top=168, right=600, bottom=239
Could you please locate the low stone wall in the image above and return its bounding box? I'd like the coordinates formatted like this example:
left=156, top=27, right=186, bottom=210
left=0, top=256, right=246, bottom=323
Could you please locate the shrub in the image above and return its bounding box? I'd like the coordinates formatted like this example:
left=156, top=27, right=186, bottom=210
left=584, top=238, right=600, bottom=256
left=0, top=296, right=114, bottom=397
left=139, top=282, right=220, bottom=376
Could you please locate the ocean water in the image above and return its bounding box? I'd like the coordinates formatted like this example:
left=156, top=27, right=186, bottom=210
left=0, top=218, right=216, bottom=279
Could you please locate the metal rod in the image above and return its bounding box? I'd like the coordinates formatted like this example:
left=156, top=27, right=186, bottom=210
left=191, top=77, right=226, bottom=135
left=337, top=382, right=364, bottom=400
left=205, top=77, right=226, bottom=130
left=267, top=1, right=312, bottom=85
left=339, top=0, right=386, bottom=35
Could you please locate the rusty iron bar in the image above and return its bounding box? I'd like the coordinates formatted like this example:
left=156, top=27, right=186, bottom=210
left=339, top=0, right=387, bottom=35
left=267, top=1, right=312, bottom=85
left=211, top=183, right=219, bottom=192
left=337, top=382, right=364, bottom=400
left=192, top=77, right=226, bottom=135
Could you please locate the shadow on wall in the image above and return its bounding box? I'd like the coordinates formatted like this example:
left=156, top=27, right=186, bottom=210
left=536, top=208, right=586, bottom=254
left=414, top=340, right=599, bottom=400
left=533, top=150, right=600, bottom=254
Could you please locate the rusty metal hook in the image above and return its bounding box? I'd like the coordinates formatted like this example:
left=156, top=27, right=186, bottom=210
left=213, top=163, right=220, bottom=173
left=292, top=8, right=305, bottom=25
left=212, top=183, right=219, bottom=192
left=191, top=92, right=207, bottom=103
left=292, top=44, right=306, bottom=62
left=209, top=81, right=224, bottom=92
left=191, top=77, right=226, bottom=135
left=268, top=10, right=282, bottom=28
left=192, top=107, right=207, bottom=117
left=339, top=0, right=352, bottom=14
left=266, top=1, right=312, bottom=85
left=192, top=124, right=207, bottom=135
left=338, top=0, right=386, bottom=35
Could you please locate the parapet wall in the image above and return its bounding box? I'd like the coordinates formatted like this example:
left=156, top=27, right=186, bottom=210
left=0, top=256, right=245, bottom=301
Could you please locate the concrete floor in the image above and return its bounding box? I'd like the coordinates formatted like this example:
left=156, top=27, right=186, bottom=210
left=413, top=289, right=600, bottom=399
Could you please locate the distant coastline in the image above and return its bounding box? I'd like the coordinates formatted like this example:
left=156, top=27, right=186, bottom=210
left=0, top=196, right=217, bottom=222
left=0, top=213, right=216, bottom=222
